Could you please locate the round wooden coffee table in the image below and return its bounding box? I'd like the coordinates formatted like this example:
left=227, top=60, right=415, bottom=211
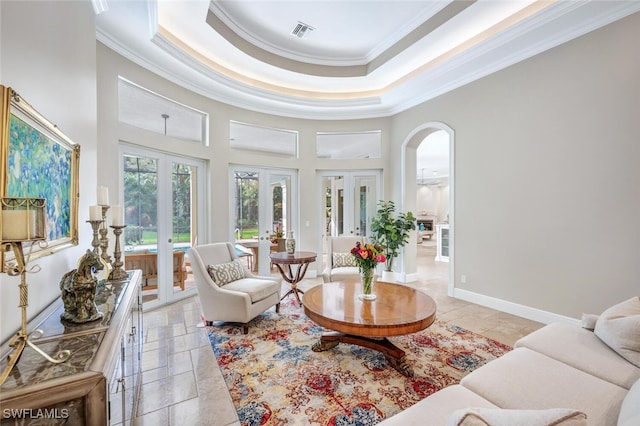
left=302, top=280, right=436, bottom=376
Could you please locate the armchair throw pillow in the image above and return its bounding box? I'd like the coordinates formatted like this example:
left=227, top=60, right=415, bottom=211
left=594, top=296, right=640, bottom=368
left=207, top=259, right=246, bottom=286
left=333, top=252, right=357, bottom=268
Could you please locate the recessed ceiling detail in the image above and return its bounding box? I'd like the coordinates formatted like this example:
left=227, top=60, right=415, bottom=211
left=95, top=1, right=640, bottom=120
left=206, top=0, right=477, bottom=77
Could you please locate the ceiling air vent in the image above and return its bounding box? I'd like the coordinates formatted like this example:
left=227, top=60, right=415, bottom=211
left=291, top=21, right=314, bottom=38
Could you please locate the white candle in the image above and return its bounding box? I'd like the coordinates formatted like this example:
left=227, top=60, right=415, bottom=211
left=2, top=210, right=37, bottom=240
left=97, top=186, right=109, bottom=206
left=111, top=205, right=124, bottom=226
left=89, top=205, right=102, bottom=221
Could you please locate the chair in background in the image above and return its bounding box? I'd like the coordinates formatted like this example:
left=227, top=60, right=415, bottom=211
left=189, top=242, right=280, bottom=334
left=322, top=235, right=366, bottom=283
left=234, top=243, right=254, bottom=270
left=124, top=251, right=186, bottom=291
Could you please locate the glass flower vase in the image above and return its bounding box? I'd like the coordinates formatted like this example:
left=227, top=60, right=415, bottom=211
left=359, top=268, right=376, bottom=300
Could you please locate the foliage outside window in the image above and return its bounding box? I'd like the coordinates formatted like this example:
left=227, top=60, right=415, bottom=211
left=123, top=155, right=192, bottom=245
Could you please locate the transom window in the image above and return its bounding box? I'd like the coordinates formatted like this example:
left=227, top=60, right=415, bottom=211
left=316, top=130, right=381, bottom=159
left=118, top=77, right=208, bottom=144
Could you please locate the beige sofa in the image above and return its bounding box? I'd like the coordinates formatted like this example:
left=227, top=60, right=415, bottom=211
left=380, top=297, right=640, bottom=425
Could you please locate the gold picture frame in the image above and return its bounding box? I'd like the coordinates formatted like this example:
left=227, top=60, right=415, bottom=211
left=1, top=86, right=80, bottom=270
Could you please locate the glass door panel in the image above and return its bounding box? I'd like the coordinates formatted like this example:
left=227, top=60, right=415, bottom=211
left=123, top=154, right=160, bottom=305
left=232, top=169, right=261, bottom=274
left=171, top=161, right=196, bottom=295
left=354, top=176, right=377, bottom=238
left=322, top=176, right=347, bottom=237
left=319, top=171, right=381, bottom=274
left=122, top=147, right=205, bottom=309
left=232, top=167, right=297, bottom=276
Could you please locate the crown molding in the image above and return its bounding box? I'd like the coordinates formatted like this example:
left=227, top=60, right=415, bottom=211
left=96, top=1, right=640, bottom=120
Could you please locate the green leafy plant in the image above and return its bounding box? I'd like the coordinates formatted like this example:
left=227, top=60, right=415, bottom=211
left=370, top=200, right=416, bottom=272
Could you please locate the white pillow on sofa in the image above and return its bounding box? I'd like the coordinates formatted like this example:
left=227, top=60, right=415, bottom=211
left=447, top=407, right=587, bottom=426
left=618, top=377, right=640, bottom=426
left=594, top=296, right=640, bottom=368
left=581, top=313, right=599, bottom=330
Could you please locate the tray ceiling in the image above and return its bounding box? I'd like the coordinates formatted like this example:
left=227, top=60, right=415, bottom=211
left=95, top=1, right=640, bottom=120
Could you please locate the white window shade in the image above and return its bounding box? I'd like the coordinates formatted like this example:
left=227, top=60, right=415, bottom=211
left=316, top=131, right=381, bottom=159
left=229, top=121, right=298, bottom=157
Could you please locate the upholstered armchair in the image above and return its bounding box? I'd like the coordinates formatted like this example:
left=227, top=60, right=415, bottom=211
left=189, top=242, right=281, bottom=334
left=321, top=235, right=366, bottom=283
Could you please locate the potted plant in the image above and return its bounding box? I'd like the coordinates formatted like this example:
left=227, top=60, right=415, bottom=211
left=370, top=200, right=416, bottom=280
left=270, top=228, right=285, bottom=252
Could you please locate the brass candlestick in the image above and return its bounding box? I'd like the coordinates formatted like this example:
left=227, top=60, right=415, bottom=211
left=99, top=205, right=112, bottom=264
left=88, top=220, right=103, bottom=256
left=109, top=225, right=128, bottom=280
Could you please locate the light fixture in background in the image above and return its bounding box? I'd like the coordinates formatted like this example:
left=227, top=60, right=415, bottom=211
left=0, top=197, right=71, bottom=385
left=162, top=113, right=169, bottom=135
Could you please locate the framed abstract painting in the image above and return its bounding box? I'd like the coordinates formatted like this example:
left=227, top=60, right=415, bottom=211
left=1, top=85, right=80, bottom=270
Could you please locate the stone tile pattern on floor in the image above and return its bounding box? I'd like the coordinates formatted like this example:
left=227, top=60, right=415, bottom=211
left=133, top=244, right=542, bottom=425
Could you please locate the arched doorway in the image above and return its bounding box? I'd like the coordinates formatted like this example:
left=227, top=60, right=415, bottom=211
left=401, top=122, right=454, bottom=295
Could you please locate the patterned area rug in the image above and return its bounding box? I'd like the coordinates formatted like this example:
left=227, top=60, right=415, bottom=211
left=207, top=299, right=511, bottom=426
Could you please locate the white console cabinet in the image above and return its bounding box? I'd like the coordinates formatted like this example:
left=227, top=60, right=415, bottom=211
left=435, top=224, right=450, bottom=262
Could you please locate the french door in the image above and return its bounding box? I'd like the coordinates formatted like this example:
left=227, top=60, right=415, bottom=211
left=318, top=171, right=381, bottom=271
left=120, top=145, right=206, bottom=309
left=230, top=166, right=297, bottom=276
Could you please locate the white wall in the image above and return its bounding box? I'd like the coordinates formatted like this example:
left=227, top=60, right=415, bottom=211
left=0, top=1, right=97, bottom=342
left=392, top=12, right=640, bottom=320
left=96, top=43, right=390, bottom=278
left=417, top=184, right=449, bottom=223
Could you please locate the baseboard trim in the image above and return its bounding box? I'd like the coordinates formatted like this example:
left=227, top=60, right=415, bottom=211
left=452, top=288, right=581, bottom=326
left=401, top=272, right=420, bottom=283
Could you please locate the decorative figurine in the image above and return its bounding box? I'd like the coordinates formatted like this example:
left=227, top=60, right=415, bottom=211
left=60, top=250, right=104, bottom=323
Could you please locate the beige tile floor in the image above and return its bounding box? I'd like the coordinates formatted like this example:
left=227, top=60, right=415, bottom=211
left=133, top=243, right=543, bottom=425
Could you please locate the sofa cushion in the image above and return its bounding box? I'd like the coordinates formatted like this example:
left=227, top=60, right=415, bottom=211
left=460, top=347, right=627, bottom=426
left=207, top=259, right=246, bottom=286
left=448, top=407, right=587, bottom=426
left=594, top=296, right=640, bottom=368
left=377, top=385, right=498, bottom=426
left=333, top=252, right=357, bottom=267
left=330, top=266, right=360, bottom=281
left=223, top=277, right=280, bottom=303
left=515, top=323, right=640, bottom=389
left=618, top=377, right=640, bottom=426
